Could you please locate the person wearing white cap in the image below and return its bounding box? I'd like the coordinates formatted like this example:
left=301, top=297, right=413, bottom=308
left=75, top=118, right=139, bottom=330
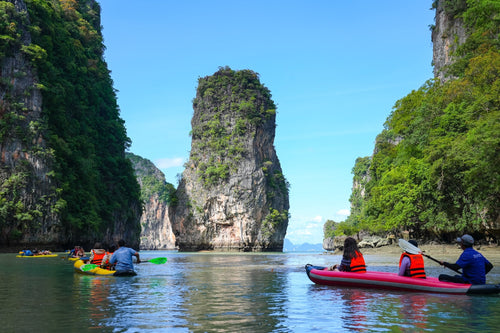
left=438, top=234, right=493, bottom=285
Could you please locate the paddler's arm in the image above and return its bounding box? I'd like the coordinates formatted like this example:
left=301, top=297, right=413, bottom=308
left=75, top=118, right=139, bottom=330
left=134, top=252, right=141, bottom=264
left=440, top=261, right=461, bottom=272
left=485, top=261, right=493, bottom=274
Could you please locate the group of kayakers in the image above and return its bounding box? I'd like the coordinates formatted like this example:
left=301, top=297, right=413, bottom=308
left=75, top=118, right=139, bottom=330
left=69, top=239, right=140, bottom=275
left=20, top=249, right=53, bottom=256
left=329, top=234, right=493, bottom=285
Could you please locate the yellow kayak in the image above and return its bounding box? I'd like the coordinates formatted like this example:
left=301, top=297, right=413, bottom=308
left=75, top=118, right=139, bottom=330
left=73, top=259, right=115, bottom=276
left=16, top=254, right=58, bottom=258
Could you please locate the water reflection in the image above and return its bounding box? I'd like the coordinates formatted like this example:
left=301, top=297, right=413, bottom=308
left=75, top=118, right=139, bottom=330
left=399, top=293, right=429, bottom=331
left=1, top=252, right=500, bottom=332
left=340, top=289, right=369, bottom=331
left=71, top=275, right=114, bottom=331
left=421, top=294, right=499, bottom=332
left=177, top=254, right=288, bottom=332
left=68, top=254, right=292, bottom=332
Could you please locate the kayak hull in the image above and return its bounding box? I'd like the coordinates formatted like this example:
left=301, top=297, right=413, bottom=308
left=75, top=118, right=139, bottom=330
left=16, top=254, right=58, bottom=258
left=305, top=264, right=500, bottom=295
left=74, top=259, right=116, bottom=276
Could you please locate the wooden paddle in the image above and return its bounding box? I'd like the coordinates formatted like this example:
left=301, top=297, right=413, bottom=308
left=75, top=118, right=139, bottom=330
left=398, top=239, right=461, bottom=274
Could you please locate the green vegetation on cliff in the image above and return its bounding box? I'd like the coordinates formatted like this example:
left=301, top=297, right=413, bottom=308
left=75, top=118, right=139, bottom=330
left=127, top=153, right=177, bottom=206
left=28, top=0, right=141, bottom=240
left=1, top=0, right=141, bottom=245
left=323, top=219, right=337, bottom=239
left=190, top=66, right=277, bottom=186
left=190, top=67, right=290, bottom=237
left=344, top=0, right=500, bottom=240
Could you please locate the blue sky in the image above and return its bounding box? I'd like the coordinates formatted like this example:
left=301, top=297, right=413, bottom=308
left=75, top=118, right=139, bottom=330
left=99, top=1, right=435, bottom=245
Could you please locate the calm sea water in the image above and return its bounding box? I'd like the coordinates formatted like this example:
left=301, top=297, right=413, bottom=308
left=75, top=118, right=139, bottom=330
left=1, top=251, right=499, bottom=332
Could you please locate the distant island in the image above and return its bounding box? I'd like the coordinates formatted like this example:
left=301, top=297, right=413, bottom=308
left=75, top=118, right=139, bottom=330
left=283, top=239, right=323, bottom=252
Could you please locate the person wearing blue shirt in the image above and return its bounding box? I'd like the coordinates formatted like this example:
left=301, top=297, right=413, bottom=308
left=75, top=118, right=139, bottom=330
left=439, top=234, right=493, bottom=285
left=109, top=239, right=141, bottom=276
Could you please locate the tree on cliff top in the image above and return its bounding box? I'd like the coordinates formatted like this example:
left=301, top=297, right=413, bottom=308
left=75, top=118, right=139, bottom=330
left=190, top=66, right=278, bottom=186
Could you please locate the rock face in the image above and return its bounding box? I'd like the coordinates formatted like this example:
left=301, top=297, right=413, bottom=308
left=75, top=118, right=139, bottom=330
left=431, top=0, right=467, bottom=82
left=322, top=238, right=335, bottom=251
left=0, top=0, right=60, bottom=246
left=357, top=236, right=391, bottom=249
left=1, top=0, right=142, bottom=250
left=170, top=67, right=289, bottom=251
left=127, top=153, right=176, bottom=250
left=139, top=195, right=176, bottom=250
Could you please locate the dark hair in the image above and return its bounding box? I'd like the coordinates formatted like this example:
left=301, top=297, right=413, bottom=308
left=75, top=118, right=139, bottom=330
left=343, top=237, right=362, bottom=259
left=408, top=239, right=418, bottom=247
left=118, top=239, right=125, bottom=247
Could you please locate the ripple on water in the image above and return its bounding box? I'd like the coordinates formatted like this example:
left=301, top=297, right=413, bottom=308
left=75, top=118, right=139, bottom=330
left=1, top=252, right=500, bottom=332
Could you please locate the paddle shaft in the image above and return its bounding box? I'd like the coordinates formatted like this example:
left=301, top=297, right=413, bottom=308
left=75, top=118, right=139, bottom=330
left=399, top=239, right=462, bottom=274
left=423, top=253, right=462, bottom=274
left=83, top=257, right=166, bottom=266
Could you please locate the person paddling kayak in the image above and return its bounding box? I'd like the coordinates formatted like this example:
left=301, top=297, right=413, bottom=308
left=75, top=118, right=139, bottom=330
left=109, top=239, right=140, bottom=276
left=439, top=234, right=493, bottom=285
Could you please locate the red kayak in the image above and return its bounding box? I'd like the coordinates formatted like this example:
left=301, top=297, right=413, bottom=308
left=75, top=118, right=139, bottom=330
left=305, top=264, right=500, bottom=295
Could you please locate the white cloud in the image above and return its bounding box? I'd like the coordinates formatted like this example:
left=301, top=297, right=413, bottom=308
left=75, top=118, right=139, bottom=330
left=337, top=209, right=350, bottom=217
left=312, top=215, right=323, bottom=222
left=286, top=216, right=325, bottom=244
left=294, top=229, right=313, bottom=236
left=155, top=157, right=184, bottom=169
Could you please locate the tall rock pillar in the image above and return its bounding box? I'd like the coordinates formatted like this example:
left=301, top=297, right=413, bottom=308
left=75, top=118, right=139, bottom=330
left=171, top=67, right=289, bottom=251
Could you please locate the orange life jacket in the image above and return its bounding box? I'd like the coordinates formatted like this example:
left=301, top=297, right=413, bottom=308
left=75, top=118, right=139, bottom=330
left=350, top=251, right=366, bottom=273
left=399, top=253, right=426, bottom=278
left=90, top=250, right=106, bottom=265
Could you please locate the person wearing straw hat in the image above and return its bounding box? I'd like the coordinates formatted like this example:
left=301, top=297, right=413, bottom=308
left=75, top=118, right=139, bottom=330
left=438, top=234, right=493, bottom=285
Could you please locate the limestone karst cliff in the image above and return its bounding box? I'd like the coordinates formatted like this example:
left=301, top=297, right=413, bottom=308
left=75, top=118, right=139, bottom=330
left=170, top=67, right=289, bottom=251
left=342, top=0, right=500, bottom=241
left=431, top=0, right=467, bottom=82
left=127, top=153, right=176, bottom=250
left=0, top=0, right=141, bottom=250
left=0, top=0, right=59, bottom=246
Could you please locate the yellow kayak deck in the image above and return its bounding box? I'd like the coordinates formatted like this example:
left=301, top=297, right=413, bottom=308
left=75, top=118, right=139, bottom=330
left=73, top=259, right=116, bottom=276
